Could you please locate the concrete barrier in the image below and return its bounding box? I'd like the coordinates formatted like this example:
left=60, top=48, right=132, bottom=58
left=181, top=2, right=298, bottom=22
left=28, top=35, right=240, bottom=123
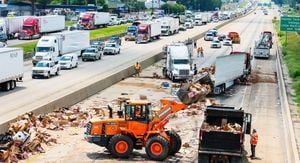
left=0, top=10, right=255, bottom=132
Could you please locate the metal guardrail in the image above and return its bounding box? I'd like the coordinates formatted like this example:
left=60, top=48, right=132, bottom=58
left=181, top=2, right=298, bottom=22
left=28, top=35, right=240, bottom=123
left=275, top=39, right=300, bottom=163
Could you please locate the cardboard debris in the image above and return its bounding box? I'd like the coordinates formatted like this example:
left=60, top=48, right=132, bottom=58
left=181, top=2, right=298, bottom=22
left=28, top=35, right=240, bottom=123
left=201, top=122, right=242, bottom=133
left=182, top=143, right=190, bottom=148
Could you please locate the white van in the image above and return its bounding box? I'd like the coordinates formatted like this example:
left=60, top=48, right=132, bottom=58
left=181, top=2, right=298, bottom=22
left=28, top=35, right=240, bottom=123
left=59, top=53, right=78, bottom=69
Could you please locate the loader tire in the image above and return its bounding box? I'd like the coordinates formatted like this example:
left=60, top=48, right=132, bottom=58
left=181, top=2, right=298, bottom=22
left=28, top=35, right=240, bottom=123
left=166, top=130, right=181, bottom=155
left=108, top=134, right=133, bottom=158
left=146, top=135, right=169, bottom=161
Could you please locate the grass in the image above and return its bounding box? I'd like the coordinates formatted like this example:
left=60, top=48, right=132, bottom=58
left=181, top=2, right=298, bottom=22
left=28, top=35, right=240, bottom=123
left=274, top=19, right=300, bottom=114
left=9, top=24, right=130, bottom=54
left=90, top=24, right=129, bottom=40
left=65, top=20, right=76, bottom=26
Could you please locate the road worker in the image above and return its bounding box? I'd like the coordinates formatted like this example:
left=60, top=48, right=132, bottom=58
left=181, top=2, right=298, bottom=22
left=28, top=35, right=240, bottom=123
left=134, top=62, right=141, bottom=77
left=250, top=129, right=258, bottom=159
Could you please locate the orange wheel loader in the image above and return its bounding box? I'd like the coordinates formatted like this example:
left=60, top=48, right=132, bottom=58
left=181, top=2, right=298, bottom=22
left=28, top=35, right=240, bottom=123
left=85, top=99, right=192, bottom=161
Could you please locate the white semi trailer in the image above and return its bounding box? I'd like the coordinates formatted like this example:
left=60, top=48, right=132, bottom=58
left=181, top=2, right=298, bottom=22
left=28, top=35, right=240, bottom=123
left=0, top=48, right=24, bottom=91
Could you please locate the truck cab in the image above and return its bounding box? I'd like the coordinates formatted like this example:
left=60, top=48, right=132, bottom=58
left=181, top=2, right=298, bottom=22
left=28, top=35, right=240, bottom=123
left=163, top=42, right=193, bottom=82
left=194, top=14, right=202, bottom=26
left=125, top=26, right=138, bottom=41
left=19, top=17, right=40, bottom=40
left=32, top=36, right=59, bottom=65
left=79, top=13, right=94, bottom=29
left=0, top=19, right=8, bottom=42
left=161, top=20, right=171, bottom=36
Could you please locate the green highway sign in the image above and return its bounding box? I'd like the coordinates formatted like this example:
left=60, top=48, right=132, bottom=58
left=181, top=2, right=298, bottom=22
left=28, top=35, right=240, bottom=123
left=280, top=16, right=300, bottom=32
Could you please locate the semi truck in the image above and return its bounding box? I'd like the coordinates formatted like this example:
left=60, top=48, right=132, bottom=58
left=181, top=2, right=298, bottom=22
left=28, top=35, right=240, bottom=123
left=19, top=15, right=65, bottom=40
left=79, top=12, right=110, bottom=29
left=0, top=16, right=28, bottom=42
left=160, top=17, right=179, bottom=36
left=32, top=30, right=90, bottom=65
left=195, top=53, right=250, bottom=94
left=198, top=106, right=252, bottom=163
left=194, top=13, right=202, bottom=25
left=136, top=21, right=161, bottom=43
left=162, top=40, right=193, bottom=81
left=201, top=13, right=210, bottom=24
left=125, top=21, right=141, bottom=41
left=0, top=48, right=23, bottom=91
left=253, top=31, right=273, bottom=58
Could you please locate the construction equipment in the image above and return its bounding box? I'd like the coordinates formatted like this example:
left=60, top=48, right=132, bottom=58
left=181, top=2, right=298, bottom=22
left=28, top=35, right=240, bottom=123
left=85, top=90, right=209, bottom=160
left=228, top=32, right=240, bottom=44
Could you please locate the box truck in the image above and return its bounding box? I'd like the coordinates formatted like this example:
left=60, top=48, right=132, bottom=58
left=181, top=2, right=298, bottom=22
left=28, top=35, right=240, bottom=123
left=202, top=13, right=210, bottom=24
left=136, top=21, right=161, bottom=43
left=160, top=17, right=179, bottom=36
left=32, top=30, right=90, bottom=65
left=79, top=12, right=110, bottom=29
left=0, top=16, right=28, bottom=42
left=0, top=48, right=23, bottom=91
left=19, top=15, right=65, bottom=40
left=194, top=13, right=202, bottom=25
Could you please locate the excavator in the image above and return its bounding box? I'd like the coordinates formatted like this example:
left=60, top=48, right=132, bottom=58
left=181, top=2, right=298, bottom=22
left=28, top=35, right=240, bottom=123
left=85, top=85, right=208, bottom=161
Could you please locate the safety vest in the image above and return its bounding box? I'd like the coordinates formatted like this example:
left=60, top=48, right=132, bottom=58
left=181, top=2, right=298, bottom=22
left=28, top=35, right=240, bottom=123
left=251, top=133, right=258, bottom=145
left=134, top=63, right=141, bottom=70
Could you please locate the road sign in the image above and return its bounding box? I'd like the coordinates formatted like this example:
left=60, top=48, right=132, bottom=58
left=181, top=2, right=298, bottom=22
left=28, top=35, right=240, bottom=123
left=280, top=16, right=300, bottom=32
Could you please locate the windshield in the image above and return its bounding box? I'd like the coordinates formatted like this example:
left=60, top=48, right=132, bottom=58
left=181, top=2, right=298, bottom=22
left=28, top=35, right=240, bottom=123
left=23, top=26, right=32, bottom=30
left=161, top=26, right=169, bottom=29
left=213, top=40, right=220, bottom=43
left=206, top=33, right=213, bottom=36
left=84, top=49, right=96, bottom=53
left=36, top=47, right=51, bottom=52
left=106, top=44, right=116, bottom=47
left=81, top=19, right=89, bottom=23
left=173, top=59, right=189, bottom=64
left=60, top=56, right=72, bottom=61
left=36, top=62, right=49, bottom=67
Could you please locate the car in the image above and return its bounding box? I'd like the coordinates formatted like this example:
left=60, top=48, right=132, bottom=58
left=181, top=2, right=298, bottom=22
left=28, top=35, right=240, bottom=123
left=120, top=18, right=127, bottom=24
left=108, top=36, right=122, bottom=45
left=204, top=32, right=214, bottom=41
left=59, top=53, right=78, bottom=69
left=211, top=40, right=221, bottom=48
left=179, top=25, right=187, bottom=31
left=212, top=18, right=219, bottom=23
left=208, top=28, right=218, bottom=37
left=223, top=37, right=233, bottom=46
left=103, top=42, right=120, bottom=55
left=82, top=48, right=102, bottom=61
left=32, top=60, right=60, bottom=79
left=217, top=34, right=226, bottom=41
left=91, top=41, right=105, bottom=51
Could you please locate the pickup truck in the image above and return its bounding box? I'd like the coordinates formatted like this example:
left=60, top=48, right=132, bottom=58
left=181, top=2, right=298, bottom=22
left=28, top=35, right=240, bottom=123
left=32, top=60, right=60, bottom=79
left=108, top=36, right=122, bottom=45
left=82, top=48, right=102, bottom=61
left=103, top=42, right=120, bottom=55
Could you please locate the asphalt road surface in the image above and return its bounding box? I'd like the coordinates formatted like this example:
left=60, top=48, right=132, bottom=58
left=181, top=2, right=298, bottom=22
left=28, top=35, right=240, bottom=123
left=0, top=17, right=229, bottom=124
left=20, top=8, right=289, bottom=162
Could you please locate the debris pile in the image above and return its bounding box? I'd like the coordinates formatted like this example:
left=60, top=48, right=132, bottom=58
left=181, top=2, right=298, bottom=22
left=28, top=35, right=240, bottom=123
left=177, top=83, right=211, bottom=105
left=201, top=122, right=242, bottom=133
left=0, top=106, right=107, bottom=162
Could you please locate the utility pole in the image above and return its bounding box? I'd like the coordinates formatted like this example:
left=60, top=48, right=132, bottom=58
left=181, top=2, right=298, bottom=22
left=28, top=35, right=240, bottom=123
left=151, top=0, right=154, bottom=15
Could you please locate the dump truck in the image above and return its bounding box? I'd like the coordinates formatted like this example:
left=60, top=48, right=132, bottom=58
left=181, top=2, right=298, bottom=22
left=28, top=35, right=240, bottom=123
left=19, top=15, right=65, bottom=40
left=32, top=30, right=90, bottom=65
left=136, top=21, right=161, bottom=43
left=162, top=40, right=193, bottom=81
left=193, top=53, right=249, bottom=94
left=0, top=48, right=23, bottom=91
left=198, top=106, right=252, bottom=163
left=79, top=12, right=110, bottom=29
left=228, top=32, right=240, bottom=44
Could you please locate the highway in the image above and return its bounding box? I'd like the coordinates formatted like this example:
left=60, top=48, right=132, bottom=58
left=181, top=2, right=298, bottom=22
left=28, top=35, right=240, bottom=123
left=0, top=18, right=230, bottom=124
left=21, top=8, right=290, bottom=162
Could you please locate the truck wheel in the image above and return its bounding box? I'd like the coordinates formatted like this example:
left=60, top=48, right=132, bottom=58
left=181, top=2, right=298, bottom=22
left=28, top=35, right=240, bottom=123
left=166, top=130, right=181, bottom=155
left=108, top=134, right=133, bottom=158
left=231, top=156, right=242, bottom=163
left=56, top=70, right=59, bottom=76
left=47, top=72, right=50, bottom=78
left=198, top=154, right=209, bottom=163
left=146, top=135, right=169, bottom=161
left=10, top=80, right=16, bottom=90
left=3, top=81, right=11, bottom=91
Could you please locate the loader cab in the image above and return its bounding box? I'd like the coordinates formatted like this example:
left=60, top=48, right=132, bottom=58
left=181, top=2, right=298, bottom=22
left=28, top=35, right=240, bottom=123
left=124, top=100, right=153, bottom=123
